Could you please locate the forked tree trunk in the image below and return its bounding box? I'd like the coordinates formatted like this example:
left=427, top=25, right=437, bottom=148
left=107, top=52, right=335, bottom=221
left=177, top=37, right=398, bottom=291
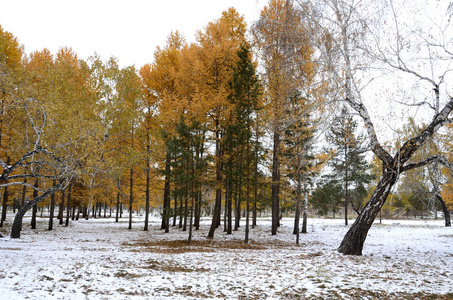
left=11, top=185, right=61, bottom=238
left=338, top=170, right=398, bottom=255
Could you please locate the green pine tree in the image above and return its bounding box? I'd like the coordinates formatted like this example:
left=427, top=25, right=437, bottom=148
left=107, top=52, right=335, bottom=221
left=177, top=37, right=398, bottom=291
left=326, top=106, right=374, bottom=225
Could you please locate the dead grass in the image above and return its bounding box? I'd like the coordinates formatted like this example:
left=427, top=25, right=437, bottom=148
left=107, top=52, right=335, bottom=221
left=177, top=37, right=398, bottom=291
left=0, top=247, right=22, bottom=251
left=139, top=258, right=210, bottom=273
left=120, top=238, right=294, bottom=253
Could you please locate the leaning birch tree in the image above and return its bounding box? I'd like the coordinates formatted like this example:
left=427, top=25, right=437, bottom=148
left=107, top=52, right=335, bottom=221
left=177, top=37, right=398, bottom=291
left=304, top=0, right=453, bottom=255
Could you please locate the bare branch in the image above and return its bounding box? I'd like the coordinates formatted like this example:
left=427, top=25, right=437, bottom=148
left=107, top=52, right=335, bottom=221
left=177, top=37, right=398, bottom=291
left=0, top=181, right=43, bottom=192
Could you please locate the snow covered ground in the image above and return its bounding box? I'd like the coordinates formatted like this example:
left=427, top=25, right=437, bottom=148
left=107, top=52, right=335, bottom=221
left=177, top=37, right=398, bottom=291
left=0, top=214, right=452, bottom=299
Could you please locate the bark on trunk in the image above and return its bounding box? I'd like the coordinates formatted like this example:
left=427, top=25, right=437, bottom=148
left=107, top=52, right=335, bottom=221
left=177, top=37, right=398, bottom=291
left=226, top=172, right=232, bottom=234
left=161, top=154, right=171, bottom=230
left=344, top=148, right=349, bottom=226
left=144, top=165, right=150, bottom=231
left=208, top=124, right=222, bottom=238
left=0, top=184, right=8, bottom=228
left=195, top=190, right=201, bottom=230
left=115, top=192, right=120, bottom=222
left=188, top=192, right=194, bottom=244
left=48, top=180, right=56, bottom=230
left=338, top=170, right=398, bottom=255
left=435, top=193, right=451, bottom=227
left=302, top=190, right=308, bottom=234
left=31, top=180, right=39, bottom=229
left=58, top=190, right=65, bottom=225
left=182, top=194, right=188, bottom=232
left=11, top=185, right=62, bottom=238
left=271, top=131, right=280, bottom=235
left=128, top=167, right=133, bottom=230
left=173, top=197, right=177, bottom=227
left=245, top=137, right=251, bottom=244
left=65, top=184, right=72, bottom=227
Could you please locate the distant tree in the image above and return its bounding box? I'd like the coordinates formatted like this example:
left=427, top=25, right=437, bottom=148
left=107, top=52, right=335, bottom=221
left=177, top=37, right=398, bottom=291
left=282, top=92, right=317, bottom=242
left=310, top=178, right=342, bottom=217
left=326, top=106, right=374, bottom=225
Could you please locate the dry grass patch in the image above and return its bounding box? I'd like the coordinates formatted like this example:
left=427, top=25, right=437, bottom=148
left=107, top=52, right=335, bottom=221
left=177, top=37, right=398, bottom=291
left=121, top=238, right=289, bottom=253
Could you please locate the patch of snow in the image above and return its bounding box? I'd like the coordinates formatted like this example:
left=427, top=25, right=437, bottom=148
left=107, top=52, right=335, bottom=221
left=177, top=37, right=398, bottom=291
left=0, top=214, right=452, bottom=299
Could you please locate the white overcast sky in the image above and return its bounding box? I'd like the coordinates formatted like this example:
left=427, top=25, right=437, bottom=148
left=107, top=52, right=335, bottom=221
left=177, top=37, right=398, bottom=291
left=0, top=0, right=266, bottom=68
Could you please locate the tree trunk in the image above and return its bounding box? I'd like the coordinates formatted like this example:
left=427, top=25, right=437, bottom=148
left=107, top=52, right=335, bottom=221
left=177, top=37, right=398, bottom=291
left=128, top=166, right=133, bottom=230
left=144, top=164, right=150, bottom=231
left=21, top=179, right=27, bottom=209
left=338, top=170, right=398, bottom=255
left=195, top=190, right=201, bottom=230
left=65, top=183, right=72, bottom=227
left=234, top=179, right=241, bottom=231
left=436, top=192, right=451, bottom=227
left=226, top=178, right=232, bottom=234
left=11, top=185, right=62, bottom=238
left=302, top=190, right=308, bottom=234
left=115, top=192, right=120, bottom=222
left=173, top=196, right=177, bottom=227
left=224, top=185, right=228, bottom=232
left=48, top=180, right=56, bottom=230
left=294, top=175, right=301, bottom=244
left=245, top=138, right=251, bottom=244
left=179, top=195, right=183, bottom=228
left=195, top=141, right=204, bottom=231
left=58, top=190, right=65, bottom=225
left=0, top=157, right=10, bottom=227
left=188, top=187, right=194, bottom=244
left=344, top=147, right=349, bottom=226
left=161, top=154, right=171, bottom=230
left=31, top=180, right=39, bottom=229
left=0, top=184, right=8, bottom=228
left=271, top=131, right=280, bottom=235
left=183, top=194, right=188, bottom=232
left=208, top=124, right=222, bottom=238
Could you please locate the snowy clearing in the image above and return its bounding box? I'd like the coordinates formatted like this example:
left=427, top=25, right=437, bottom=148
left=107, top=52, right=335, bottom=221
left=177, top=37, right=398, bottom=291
left=0, top=215, right=452, bottom=299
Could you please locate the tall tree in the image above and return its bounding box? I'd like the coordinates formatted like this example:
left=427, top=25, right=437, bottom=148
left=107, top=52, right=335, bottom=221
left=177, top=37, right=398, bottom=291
left=253, top=0, right=315, bottom=235
left=140, top=31, right=186, bottom=233
left=307, top=0, right=453, bottom=255
left=283, top=92, right=319, bottom=241
left=327, top=106, right=374, bottom=225
left=227, top=44, right=262, bottom=243
left=186, top=8, right=247, bottom=238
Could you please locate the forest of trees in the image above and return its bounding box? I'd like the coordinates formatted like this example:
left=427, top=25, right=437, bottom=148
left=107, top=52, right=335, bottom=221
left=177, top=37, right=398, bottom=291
left=1, top=0, right=452, bottom=255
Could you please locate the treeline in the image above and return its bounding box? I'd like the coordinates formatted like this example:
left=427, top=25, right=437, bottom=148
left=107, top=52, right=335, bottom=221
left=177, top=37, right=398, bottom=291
left=0, top=3, right=325, bottom=240
left=0, top=0, right=452, bottom=242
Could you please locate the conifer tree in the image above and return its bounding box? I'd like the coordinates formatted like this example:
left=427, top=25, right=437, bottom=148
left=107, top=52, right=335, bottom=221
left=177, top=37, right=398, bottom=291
left=326, top=106, right=374, bottom=225
left=227, top=44, right=262, bottom=242
left=253, top=0, right=315, bottom=235
left=283, top=92, right=317, bottom=241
